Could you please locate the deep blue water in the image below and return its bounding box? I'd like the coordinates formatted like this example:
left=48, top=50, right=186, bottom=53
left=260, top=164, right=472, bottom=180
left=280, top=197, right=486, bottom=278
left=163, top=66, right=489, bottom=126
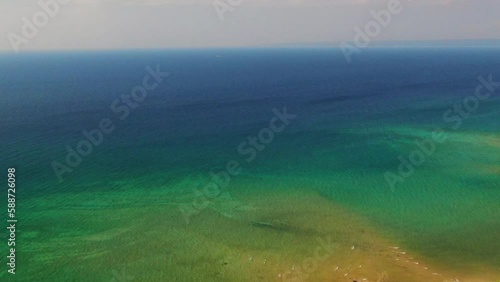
left=1, top=48, right=500, bottom=195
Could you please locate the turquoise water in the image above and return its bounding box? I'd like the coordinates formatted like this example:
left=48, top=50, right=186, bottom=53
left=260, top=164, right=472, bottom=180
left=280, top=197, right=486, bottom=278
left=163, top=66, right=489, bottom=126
left=0, top=48, right=499, bottom=281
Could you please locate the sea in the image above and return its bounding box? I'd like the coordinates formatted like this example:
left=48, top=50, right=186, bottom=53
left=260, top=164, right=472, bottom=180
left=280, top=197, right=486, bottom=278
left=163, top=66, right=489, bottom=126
left=0, top=47, right=499, bottom=281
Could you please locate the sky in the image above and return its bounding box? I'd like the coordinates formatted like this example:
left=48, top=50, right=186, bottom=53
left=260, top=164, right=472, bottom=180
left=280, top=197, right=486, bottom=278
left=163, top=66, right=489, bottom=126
left=1, top=0, right=499, bottom=52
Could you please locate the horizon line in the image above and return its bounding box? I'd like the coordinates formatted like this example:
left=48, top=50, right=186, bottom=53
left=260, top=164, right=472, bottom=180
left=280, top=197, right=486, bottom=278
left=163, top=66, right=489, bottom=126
left=1, top=39, right=500, bottom=54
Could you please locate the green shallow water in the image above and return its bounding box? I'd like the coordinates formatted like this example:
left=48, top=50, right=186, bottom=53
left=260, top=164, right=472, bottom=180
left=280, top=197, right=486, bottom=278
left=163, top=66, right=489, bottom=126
left=7, top=126, right=498, bottom=281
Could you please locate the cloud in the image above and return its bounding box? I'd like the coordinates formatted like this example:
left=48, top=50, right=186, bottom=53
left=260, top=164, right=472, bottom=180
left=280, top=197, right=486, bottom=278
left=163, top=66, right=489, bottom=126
left=1, top=0, right=496, bottom=52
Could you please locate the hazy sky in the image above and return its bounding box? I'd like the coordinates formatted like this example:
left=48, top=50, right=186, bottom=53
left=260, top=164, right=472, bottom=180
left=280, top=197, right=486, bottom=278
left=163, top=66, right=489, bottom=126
left=1, top=0, right=499, bottom=52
